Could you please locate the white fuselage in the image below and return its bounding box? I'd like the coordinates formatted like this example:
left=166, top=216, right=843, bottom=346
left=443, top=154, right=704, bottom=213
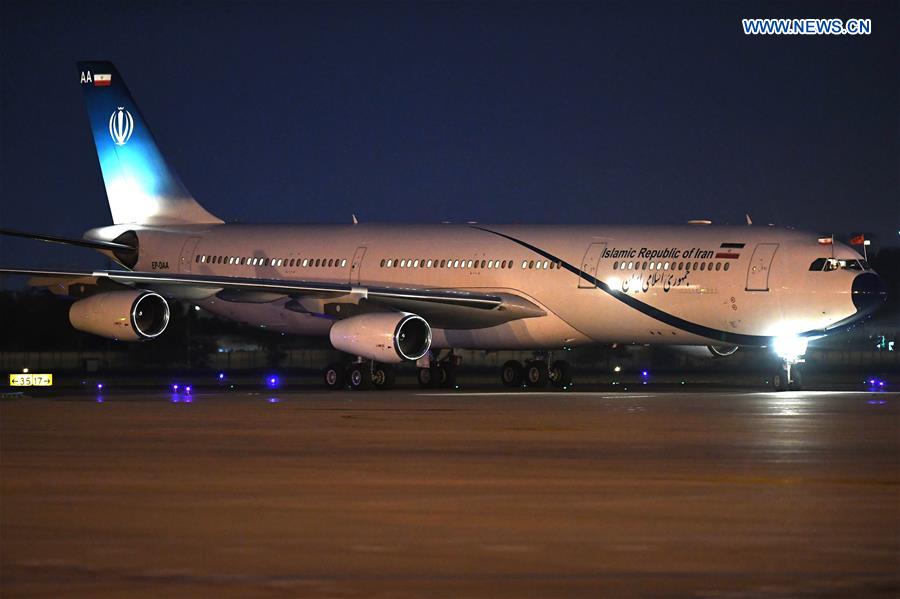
left=111, top=222, right=868, bottom=351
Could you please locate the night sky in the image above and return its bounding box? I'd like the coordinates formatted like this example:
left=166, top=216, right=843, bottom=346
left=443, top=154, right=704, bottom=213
left=1, top=0, right=897, bottom=272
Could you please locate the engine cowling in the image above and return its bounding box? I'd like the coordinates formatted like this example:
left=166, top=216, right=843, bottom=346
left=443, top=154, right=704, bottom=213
left=329, top=312, right=431, bottom=363
left=69, top=290, right=170, bottom=340
left=707, top=344, right=740, bottom=358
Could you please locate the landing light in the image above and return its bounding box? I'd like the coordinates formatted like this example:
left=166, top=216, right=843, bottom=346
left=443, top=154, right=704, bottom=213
left=772, top=335, right=808, bottom=361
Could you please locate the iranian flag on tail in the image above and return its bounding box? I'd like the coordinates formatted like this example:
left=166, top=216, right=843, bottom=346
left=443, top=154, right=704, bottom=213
left=94, top=73, right=112, bottom=87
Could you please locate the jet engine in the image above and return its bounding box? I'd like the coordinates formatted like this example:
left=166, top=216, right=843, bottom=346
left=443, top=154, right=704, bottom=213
left=329, top=312, right=431, bottom=363
left=69, top=290, right=170, bottom=340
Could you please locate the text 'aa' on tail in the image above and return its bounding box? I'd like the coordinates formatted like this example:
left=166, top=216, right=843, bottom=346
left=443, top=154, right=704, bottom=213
left=77, top=61, right=222, bottom=226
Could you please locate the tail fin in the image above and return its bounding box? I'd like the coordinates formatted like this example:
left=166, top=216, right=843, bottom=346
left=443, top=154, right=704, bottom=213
left=77, top=61, right=222, bottom=225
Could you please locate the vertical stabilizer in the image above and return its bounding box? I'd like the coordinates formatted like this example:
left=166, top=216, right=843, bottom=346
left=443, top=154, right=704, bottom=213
left=77, top=61, right=222, bottom=225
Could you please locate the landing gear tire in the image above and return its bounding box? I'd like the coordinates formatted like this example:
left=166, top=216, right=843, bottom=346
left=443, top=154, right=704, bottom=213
left=549, top=360, right=572, bottom=389
left=501, top=360, right=524, bottom=388
left=371, top=364, right=396, bottom=390
left=525, top=360, right=549, bottom=388
left=772, top=369, right=788, bottom=391
left=772, top=365, right=802, bottom=391
left=417, top=367, right=434, bottom=388
left=348, top=363, right=372, bottom=391
left=324, top=363, right=345, bottom=390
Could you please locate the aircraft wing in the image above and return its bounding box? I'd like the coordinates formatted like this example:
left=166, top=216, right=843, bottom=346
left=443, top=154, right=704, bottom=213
left=0, top=268, right=545, bottom=328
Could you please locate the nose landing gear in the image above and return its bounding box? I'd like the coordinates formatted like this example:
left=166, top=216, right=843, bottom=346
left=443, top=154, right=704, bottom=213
left=772, top=360, right=803, bottom=391
left=771, top=336, right=808, bottom=391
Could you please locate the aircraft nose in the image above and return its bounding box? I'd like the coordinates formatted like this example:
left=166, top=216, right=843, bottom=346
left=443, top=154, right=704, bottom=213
left=851, top=272, right=887, bottom=313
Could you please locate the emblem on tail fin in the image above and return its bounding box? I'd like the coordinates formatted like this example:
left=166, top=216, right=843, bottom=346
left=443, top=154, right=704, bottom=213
left=108, top=107, right=134, bottom=146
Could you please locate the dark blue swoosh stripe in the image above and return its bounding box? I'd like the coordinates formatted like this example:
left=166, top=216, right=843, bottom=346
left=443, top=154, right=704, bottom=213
left=472, top=226, right=777, bottom=345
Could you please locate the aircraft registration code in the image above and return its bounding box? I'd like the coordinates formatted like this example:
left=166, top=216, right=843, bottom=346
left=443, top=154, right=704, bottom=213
left=9, top=373, right=53, bottom=387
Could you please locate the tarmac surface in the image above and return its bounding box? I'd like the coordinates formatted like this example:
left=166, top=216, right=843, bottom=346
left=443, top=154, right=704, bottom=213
left=2, top=387, right=898, bottom=597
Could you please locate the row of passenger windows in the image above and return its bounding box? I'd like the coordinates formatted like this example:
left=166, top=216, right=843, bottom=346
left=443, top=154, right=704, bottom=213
left=379, top=258, right=566, bottom=270
left=613, top=260, right=731, bottom=272
left=196, top=255, right=347, bottom=268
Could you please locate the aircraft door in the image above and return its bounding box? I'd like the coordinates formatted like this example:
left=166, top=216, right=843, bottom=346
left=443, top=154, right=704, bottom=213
left=179, top=237, right=202, bottom=273
left=577, top=242, right=607, bottom=288
left=745, top=243, right=779, bottom=291
left=350, top=246, right=367, bottom=284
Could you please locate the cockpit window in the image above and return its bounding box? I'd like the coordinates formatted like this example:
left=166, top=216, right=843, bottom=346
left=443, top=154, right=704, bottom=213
left=809, top=258, right=868, bottom=272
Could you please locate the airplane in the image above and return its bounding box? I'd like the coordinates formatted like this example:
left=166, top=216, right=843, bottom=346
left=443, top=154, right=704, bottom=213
left=0, top=61, right=887, bottom=391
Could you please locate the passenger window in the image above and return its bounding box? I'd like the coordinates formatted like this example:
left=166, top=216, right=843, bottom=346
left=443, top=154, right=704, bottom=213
left=724, top=262, right=730, bottom=271
left=613, top=261, right=619, bottom=270
left=715, top=263, right=721, bottom=271
left=700, top=263, right=705, bottom=271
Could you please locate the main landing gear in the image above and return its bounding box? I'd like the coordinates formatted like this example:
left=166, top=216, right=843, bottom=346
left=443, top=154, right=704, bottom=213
left=324, top=360, right=397, bottom=391
left=772, top=360, right=802, bottom=392
left=416, top=350, right=460, bottom=389
left=501, top=355, right=573, bottom=389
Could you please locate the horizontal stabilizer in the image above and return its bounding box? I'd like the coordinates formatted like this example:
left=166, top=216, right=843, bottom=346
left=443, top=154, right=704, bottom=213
left=0, top=228, right=135, bottom=252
